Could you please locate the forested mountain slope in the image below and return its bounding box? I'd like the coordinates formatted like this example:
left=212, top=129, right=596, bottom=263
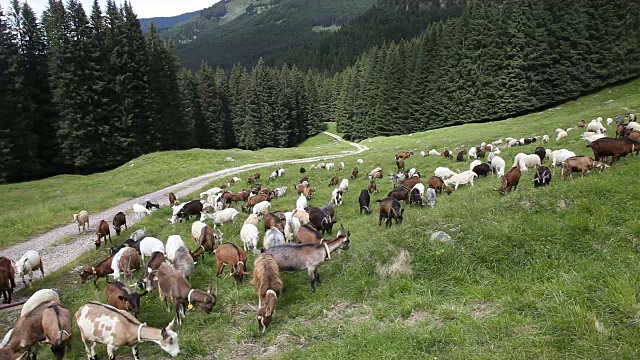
left=139, top=8, right=203, bottom=32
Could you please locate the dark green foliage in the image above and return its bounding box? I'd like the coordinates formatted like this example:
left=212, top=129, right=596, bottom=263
left=334, top=0, right=640, bottom=140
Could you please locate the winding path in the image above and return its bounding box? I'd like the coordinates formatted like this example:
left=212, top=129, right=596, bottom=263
left=1, top=132, right=368, bottom=285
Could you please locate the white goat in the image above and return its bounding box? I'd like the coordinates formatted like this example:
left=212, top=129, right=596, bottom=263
left=434, top=167, right=457, bottom=180
left=339, top=179, right=349, bottom=192
left=296, top=194, right=308, bottom=210
left=169, top=203, right=187, bottom=224
left=73, top=210, right=90, bottom=234
left=426, top=188, right=437, bottom=208
left=274, top=186, right=287, bottom=198
left=551, top=149, right=576, bottom=168
left=240, top=215, right=260, bottom=252
left=607, top=118, right=613, bottom=126
left=200, top=187, right=223, bottom=199
left=284, top=212, right=301, bottom=243
left=444, top=170, right=477, bottom=190
left=357, top=159, right=364, bottom=165
left=191, top=221, right=207, bottom=243
left=420, top=151, right=426, bottom=157
left=542, top=135, right=549, bottom=143
left=201, top=208, right=239, bottom=228
left=326, top=162, right=335, bottom=170
left=165, top=235, right=185, bottom=262
left=490, top=156, right=506, bottom=177
left=469, top=160, right=482, bottom=171
left=556, top=130, right=568, bottom=141
left=15, top=250, right=44, bottom=287
left=252, top=201, right=271, bottom=216
left=332, top=188, right=344, bottom=206
left=468, top=147, right=477, bottom=159
left=518, top=154, right=541, bottom=171
left=139, top=237, right=165, bottom=263
left=428, top=149, right=440, bottom=156
left=508, top=139, right=518, bottom=147
left=133, top=203, right=151, bottom=220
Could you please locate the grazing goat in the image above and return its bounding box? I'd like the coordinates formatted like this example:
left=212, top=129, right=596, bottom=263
left=331, top=188, right=344, bottom=206
left=111, top=247, right=141, bottom=281
left=359, top=189, right=372, bottom=214
left=357, top=159, right=364, bottom=165
left=472, top=163, right=491, bottom=177
left=469, top=160, right=482, bottom=170
left=397, top=159, right=405, bottom=171
left=296, top=225, right=324, bottom=244
left=251, top=254, right=283, bottom=333
left=296, top=193, right=308, bottom=210
left=113, top=212, right=127, bottom=236
left=328, top=176, right=339, bottom=186
left=201, top=208, right=240, bottom=228
left=265, top=231, right=350, bottom=291
left=426, top=188, right=437, bottom=208
left=562, top=156, right=609, bottom=178
left=137, top=251, right=165, bottom=291
left=434, top=167, right=457, bottom=180
left=284, top=212, right=302, bottom=242
left=490, top=156, right=506, bottom=177
left=73, top=210, right=90, bottom=234
left=214, top=242, right=249, bottom=283
left=190, top=224, right=221, bottom=261
left=388, top=186, right=410, bottom=202
left=139, top=237, right=166, bottom=263
left=95, top=220, right=112, bottom=249
left=133, top=203, right=152, bottom=220
left=75, top=302, right=179, bottom=359
left=145, top=200, right=159, bottom=211
left=107, top=281, right=148, bottom=318
left=243, top=193, right=270, bottom=213
left=252, top=201, right=272, bottom=217
left=368, top=167, right=384, bottom=180
left=368, top=180, right=379, bottom=194
left=588, top=137, right=640, bottom=164
left=176, top=200, right=204, bottom=223
left=16, top=250, right=44, bottom=287
left=496, top=165, right=521, bottom=194
left=155, top=263, right=215, bottom=324
left=166, top=235, right=185, bottom=262
left=428, top=176, right=452, bottom=194
left=444, top=170, right=478, bottom=190
left=518, top=154, right=541, bottom=171
left=241, top=215, right=260, bottom=252
left=456, top=151, right=464, bottom=162
left=351, top=167, right=359, bottom=179
left=169, top=192, right=177, bottom=206
left=533, top=166, right=552, bottom=187
left=377, top=198, right=404, bottom=227
left=339, top=178, right=349, bottom=192
left=172, top=247, right=195, bottom=279
left=80, top=254, right=114, bottom=288
left=307, top=207, right=336, bottom=235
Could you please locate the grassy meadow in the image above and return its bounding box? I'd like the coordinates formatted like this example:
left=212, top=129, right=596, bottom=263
left=0, top=136, right=353, bottom=249
left=2, top=80, right=640, bottom=359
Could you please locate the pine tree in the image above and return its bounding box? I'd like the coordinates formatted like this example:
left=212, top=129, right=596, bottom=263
left=215, top=67, right=234, bottom=148
left=0, top=5, right=21, bottom=182
left=229, top=64, right=248, bottom=147
left=177, top=69, right=198, bottom=149
left=196, top=64, right=224, bottom=149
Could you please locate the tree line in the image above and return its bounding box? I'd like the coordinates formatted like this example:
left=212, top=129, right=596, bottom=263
left=331, top=0, right=640, bottom=140
left=0, top=0, right=323, bottom=183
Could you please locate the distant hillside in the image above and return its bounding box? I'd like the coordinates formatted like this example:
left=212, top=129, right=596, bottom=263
left=168, top=0, right=378, bottom=70
left=139, top=8, right=205, bottom=32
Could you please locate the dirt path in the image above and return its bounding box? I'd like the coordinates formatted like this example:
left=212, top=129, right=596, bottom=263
left=0, top=132, right=367, bottom=287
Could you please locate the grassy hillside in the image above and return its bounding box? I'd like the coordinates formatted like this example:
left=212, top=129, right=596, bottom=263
left=3, top=80, right=640, bottom=359
left=173, top=0, right=377, bottom=70
left=0, top=136, right=352, bottom=249
left=139, top=8, right=204, bottom=32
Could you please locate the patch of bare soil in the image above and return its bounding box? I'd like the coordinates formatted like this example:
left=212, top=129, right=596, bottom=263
left=376, top=248, right=412, bottom=278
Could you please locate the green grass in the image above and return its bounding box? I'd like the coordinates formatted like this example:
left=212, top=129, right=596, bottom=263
left=3, top=80, right=640, bottom=359
left=0, top=136, right=354, bottom=249
left=295, top=123, right=343, bottom=148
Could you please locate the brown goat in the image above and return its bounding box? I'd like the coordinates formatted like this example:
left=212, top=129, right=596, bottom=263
left=297, top=225, right=324, bottom=244
left=577, top=119, right=586, bottom=127
left=400, top=176, right=421, bottom=190
left=225, top=190, right=249, bottom=202
left=368, top=180, right=379, bottom=194
left=328, top=176, right=339, bottom=186
left=117, top=247, right=141, bottom=281
left=156, top=263, right=216, bottom=325
left=562, top=156, right=608, bottom=178
left=242, top=193, right=270, bottom=212
left=377, top=198, right=404, bottom=227
left=496, top=165, right=521, bottom=194
left=441, top=150, right=452, bottom=158
left=627, top=130, right=640, bottom=142
left=293, top=209, right=310, bottom=225
left=169, top=192, right=177, bottom=206
left=95, top=220, right=112, bottom=249
left=588, top=137, right=640, bottom=163
left=190, top=226, right=221, bottom=261
left=351, top=167, right=359, bottom=179
left=254, top=172, right=261, bottom=179
left=137, top=251, right=165, bottom=291
left=112, top=212, right=127, bottom=236
left=106, top=281, right=148, bottom=318
left=42, top=303, right=73, bottom=359
left=0, top=257, right=15, bottom=304
left=251, top=254, right=283, bottom=333
left=214, top=242, right=249, bottom=283
left=395, top=151, right=413, bottom=160
left=80, top=254, right=115, bottom=288
left=428, top=176, right=452, bottom=194
left=396, top=159, right=405, bottom=171
left=248, top=176, right=256, bottom=184
left=616, top=122, right=627, bottom=138
left=264, top=212, right=283, bottom=231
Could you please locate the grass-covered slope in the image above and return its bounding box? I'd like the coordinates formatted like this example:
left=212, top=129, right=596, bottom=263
left=0, top=135, right=352, bottom=249
left=3, top=80, right=640, bottom=359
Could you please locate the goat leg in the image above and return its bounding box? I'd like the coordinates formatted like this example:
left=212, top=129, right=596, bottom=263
left=132, top=345, right=140, bottom=360
left=307, top=268, right=316, bottom=292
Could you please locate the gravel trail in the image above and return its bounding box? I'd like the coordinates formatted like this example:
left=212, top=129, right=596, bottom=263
left=0, top=132, right=368, bottom=287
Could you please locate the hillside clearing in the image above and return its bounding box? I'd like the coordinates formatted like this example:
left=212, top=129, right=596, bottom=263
left=2, top=80, right=640, bottom=359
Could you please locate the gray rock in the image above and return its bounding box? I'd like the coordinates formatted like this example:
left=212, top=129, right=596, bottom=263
left=430, top=231, right=452, bottom=243
left=604, top=100, right=614, bottom=105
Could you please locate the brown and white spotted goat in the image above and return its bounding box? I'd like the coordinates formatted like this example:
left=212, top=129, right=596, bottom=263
left=75, top=302, right=179, bottom=360
left=251, top=254, right=283, bottom=333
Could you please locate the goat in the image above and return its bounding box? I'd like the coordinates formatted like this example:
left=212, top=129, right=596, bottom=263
left=331, top=188, right=344, bottom=206
left=533, top=166, right=552, bottom=187
left=139, top=237, right=166, bottom=263
left=137, top=251, right=165, bottom=292
left=368, top=180, right=379, bottom=194
left=428, top=176, right=452, bottom=194
left=155, top=263, right=215, bottom=324
left=264, top=227, right=286, bottom=250
left=496, top=165, right=521, bottom=194
left=377, top=198, right=404, bottom=227
left=351, top=167, right=359, bottom=179
left=16, top=250, right=44, bottom=287
left=426, top=188, right=437, bottom=208
left=133, top=203, right=152, bottom=220
left=190, top=223, right=221, bottom=261
left=172, top=247, right=195, bottom=280
left=307, top=207, right=336, bottom=236
left=145, top=200, right=159, bottom=211
left=113, top=212, right=127, bottom=236
left=110, top=247, right=141, bottom=281
left=95, top=220, right=112, bottom=249
left=387, top=186, right=410, bottom=202
left=251, top=254, right=283, bottom=333
left=166, top=235, right=185, bottom=262
left=358, top=189, right=372, bottom=214
left=201, top=208, right=240, bottom=228
left=562, top=156, right=609, bottom=178
left=73, top=210, right=90, bottom=234
left=265, top=231, right=350, bottom=292
left=296, top=225, right=324, bottom=244
left=107, top=281, right=148, bottom=318
left=75, top=302, right=179, bottom=359
left=214, top=242, right=249, bottom=283
left=169, top=192, right=177, bottom=206
left=80, top=254, right=115, bottom=288
left=0, top=257, right=15, bottom=304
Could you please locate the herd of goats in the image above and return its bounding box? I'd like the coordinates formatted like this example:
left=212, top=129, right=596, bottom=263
left=0, top=112, right=638, bottom=360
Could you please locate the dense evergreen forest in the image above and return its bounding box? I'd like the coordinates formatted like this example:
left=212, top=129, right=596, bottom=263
left=331, top=0, right=640, bottom=140
left=0, top=0, right=323, bottom=183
